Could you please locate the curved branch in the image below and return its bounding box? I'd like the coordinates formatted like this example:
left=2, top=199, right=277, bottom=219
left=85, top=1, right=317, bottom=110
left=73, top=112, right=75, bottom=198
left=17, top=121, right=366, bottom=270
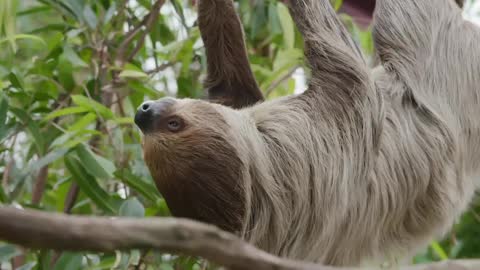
left=116, top=0, right=165, bottom=64
left=0, top=207, right=330, bottom=270
left=0, top=207, right=479, bottom=270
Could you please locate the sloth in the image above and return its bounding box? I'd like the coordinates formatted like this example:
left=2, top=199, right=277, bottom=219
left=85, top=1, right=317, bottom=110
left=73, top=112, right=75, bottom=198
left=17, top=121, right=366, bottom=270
left=134, top=0, right=480, bottom=266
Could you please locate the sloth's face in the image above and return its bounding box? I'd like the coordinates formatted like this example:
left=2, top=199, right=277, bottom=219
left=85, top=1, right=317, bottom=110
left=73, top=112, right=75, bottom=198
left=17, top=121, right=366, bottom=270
left=135, top=97, right=246, bottom=232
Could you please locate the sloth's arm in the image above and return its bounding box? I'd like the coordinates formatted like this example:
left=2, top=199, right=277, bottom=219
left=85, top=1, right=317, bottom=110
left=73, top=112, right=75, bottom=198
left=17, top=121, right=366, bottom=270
left=287, top=0, right=374, bottom=105
left=198, top=0, right=264, bottom=109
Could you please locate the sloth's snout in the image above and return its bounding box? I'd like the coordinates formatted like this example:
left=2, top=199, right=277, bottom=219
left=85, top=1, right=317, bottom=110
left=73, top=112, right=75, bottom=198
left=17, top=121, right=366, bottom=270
left=135, top=98, right=176, bottom=133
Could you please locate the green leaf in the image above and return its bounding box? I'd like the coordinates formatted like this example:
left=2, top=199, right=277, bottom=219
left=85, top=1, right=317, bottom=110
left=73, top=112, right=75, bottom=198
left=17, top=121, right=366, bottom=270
left=53, top=252, right=83, bottom=270
left=0, top=244, right=20, bottom=262
left=119, top=197, right=145, bottom=217
left=61, top=0, right=85, bottom=22
left=128, top=80, right=161, bottom=97
left=178, top=38, right=195, bottom=76
left=272, top=49, right=303, bottom=71
left=155, top=16, right=176, bottom=44
left=65, top=155, right=115, bottom=213
left=118, top=70, right=148, bottom=79
left=75, top=145, right=112, bottom=179
left=118, top=63, right=147, bottom=79
left=63, top=45, right=88, bottom=68
left=128, top=250, right=141, bottom=266
left=67, top=112, right=97, bottom=132
left=170, top=0, right=188, bottom=31
left=30, top=147, right=70, bottom=172
left=113, top=251, right=130, bottom=270
left=37, top=250, right=53, bottom=270
left=16, top=262, right=37, bottom=270
left=83, top=5, right=97, bottom=29
left=8, top=72, right=23, bottom=89
left=94, top=154, right=116, bottom=177
left=71, top=95, right=114, bottom=119
left=17, top=5, right=51, bottom=16
left=113, top=117, right=134, bottom=125
left=334, top=0, right=343, bottom=11
left=114, top=169, right=161, bottom=203
left=268, top=2, right=282, bottom=35
left=0, top=34, right=46, bottom=47
left=431, top=241, right=449, bottom=260
left=10, top=107, right=45, bottom=155
left=356, top=28, right=374, bottom=56
left=277, top=3, right=295, bottom=49
left=249, top=1, right=267, bottom=39
left=155, top=198, right=171, bottom=217
left=449, top=240, right=464, bottom=258
left=58, top=53, right=75, bottom=91
left=44, top=106, right=90, bottom=121
left=159, top=264, right=175, bottom=270
left=103, top=2, right=116, bottom=24
left=0, top=0, right=18, bottom=52
left=260, top=50, right=302, bottom=92
left=84, top=256, right=116, bottom=270
left=0, top=185, right=7, bottom=202
left=51, top=130, right=100, bottom=149
left=0, top=94, right=9, bottom=140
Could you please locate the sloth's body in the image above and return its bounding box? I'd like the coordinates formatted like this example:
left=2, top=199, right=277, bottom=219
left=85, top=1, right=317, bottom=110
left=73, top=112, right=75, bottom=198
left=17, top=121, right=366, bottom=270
left=136, top=0, right=480, bottom=266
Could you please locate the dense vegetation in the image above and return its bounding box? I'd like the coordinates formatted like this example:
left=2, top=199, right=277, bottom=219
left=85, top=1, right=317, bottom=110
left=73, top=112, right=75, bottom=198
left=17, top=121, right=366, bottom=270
left=0, top=0, right=479, bottom=269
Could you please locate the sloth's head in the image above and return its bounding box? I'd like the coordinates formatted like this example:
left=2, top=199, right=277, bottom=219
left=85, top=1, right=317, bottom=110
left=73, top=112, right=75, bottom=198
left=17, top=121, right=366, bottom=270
left=134, top=97, right=247, bottom=232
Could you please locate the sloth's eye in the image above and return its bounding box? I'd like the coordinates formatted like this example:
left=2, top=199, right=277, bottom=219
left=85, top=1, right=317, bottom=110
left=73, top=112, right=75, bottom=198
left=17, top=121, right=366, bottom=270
left=167, top=117, right=183, bottom=132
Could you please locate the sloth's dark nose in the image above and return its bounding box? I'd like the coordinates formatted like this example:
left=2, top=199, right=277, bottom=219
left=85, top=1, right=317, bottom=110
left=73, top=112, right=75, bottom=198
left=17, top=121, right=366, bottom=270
left=135, top=98, right=176, bottom=133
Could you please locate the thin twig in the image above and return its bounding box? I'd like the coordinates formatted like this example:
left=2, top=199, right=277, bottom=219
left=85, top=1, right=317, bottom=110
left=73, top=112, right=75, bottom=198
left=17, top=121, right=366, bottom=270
left=2, top=135, right=18, bottom=188
left=126, top=0, right=165, bottom=61
left=146, top=62, right=175, bottom=74
left=63, top=183, right=80, bottom=214
left=116, top=14, right=150, bottom=62
left=32, top=166, right=48, bottom=205
left=2, top=158, right=14, bottom=189
left=116, top=0, right=165, bottom=64
left=265, top=66, right=299, bottom=97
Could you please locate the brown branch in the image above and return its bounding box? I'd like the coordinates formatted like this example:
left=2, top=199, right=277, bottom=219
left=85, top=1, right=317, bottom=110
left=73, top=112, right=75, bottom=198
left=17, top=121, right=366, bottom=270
left=126, top=0, right=165, bottom=61
left=11, top=250, right=25, bottom=269
left=32, top=166, right=48, bottom=205
left=116, top=14, right=149, bottom=63
left=3, top=135, right=18, bottom=189
left=265, top=66, right=299, bottom=97
left=0, top=207, right=480, bottom=270
left=63, top=183, right=80, bottom=214
left=0, top=207, right=334, bottom=270
left=146, top=62, right=175, bottom=74
left=2, top=159, right=13, bottom=189
left=116, top=0, right=165, bottom=64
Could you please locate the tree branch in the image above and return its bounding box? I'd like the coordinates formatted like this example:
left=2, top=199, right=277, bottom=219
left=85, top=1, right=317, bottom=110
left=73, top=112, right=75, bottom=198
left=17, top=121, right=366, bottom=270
left=116, top=0, right=165, bottom=64
left=32, top=166, right=48, bottom=205
left=0, top=207, right=479, bottom=270
left=126, top=0, right=162, bottom=61
left=146, top=61, right=175, bottom=74
left=265, top=66, right=299, bottom=97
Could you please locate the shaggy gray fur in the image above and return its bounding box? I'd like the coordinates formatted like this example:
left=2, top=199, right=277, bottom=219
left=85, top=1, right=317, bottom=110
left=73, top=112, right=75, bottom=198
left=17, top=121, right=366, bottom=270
left=232, top=0, right=480, bottom=265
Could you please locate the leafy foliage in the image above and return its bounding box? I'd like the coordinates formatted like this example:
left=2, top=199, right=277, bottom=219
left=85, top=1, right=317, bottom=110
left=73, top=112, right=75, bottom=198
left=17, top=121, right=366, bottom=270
left=0, top=0, right=479, bottom=269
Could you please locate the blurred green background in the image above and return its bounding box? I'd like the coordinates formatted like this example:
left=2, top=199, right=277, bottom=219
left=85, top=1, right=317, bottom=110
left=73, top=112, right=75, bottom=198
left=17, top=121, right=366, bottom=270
left=0, top=0, right=479, bottom=269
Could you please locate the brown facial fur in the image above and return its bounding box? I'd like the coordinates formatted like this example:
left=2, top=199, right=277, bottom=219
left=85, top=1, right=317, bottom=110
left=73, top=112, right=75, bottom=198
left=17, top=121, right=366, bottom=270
left=142, top=100, right=245, bottom=232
